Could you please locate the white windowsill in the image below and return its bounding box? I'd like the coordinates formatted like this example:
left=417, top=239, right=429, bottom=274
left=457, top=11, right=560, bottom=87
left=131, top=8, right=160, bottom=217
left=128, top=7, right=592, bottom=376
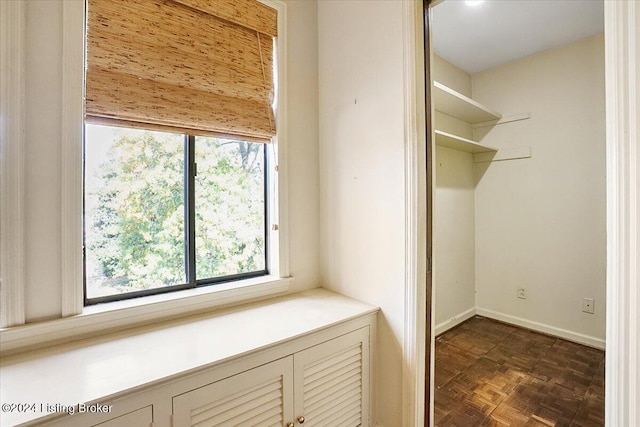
left=0, top=275, right=291, bottom=355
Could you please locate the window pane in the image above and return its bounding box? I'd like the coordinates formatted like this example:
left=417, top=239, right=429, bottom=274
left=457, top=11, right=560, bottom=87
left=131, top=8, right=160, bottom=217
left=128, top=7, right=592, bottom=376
left=195, top=138, right=266, bottom=280
left=84, top=124, right=186, bottom=299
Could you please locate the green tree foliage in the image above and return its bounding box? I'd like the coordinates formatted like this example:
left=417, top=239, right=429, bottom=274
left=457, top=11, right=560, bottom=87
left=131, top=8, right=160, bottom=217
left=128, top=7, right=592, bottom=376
left=195, top=137, right=266, bottom=280
left=86, top=130, right=265, bottom=294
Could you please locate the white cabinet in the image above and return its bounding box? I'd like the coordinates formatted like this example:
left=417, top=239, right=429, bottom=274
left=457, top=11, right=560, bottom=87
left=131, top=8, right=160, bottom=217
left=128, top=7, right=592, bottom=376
left=293, top=329, right=369, bottom=427
left=173, top=357, right=293, bottom=427
left=92, top=407, right=153, bottom=427
left=43, top=406, right=153, bottom=427
left=172, top=328, right=370, bottom=427
left=2, top=290, right=376, bottom=427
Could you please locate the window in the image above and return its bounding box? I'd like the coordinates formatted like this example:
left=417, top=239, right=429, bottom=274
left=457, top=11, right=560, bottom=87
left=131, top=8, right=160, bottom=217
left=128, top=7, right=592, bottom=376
left=84, top=126, right=268, bottom=303
left=83, top=0, right=279, bottom=304
left=0, top=0, right=287, bottom=343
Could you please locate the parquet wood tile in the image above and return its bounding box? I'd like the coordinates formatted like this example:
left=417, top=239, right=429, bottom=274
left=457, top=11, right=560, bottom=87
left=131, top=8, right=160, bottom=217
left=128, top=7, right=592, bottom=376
left=436, top=342, right=483, bottom=388
left=435, top=316, right=605, bottom=426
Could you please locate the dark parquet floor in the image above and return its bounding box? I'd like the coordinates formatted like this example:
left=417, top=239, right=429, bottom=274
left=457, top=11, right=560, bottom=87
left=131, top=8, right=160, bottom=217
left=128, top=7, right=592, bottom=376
left=435, top=316, right=605, bottom=426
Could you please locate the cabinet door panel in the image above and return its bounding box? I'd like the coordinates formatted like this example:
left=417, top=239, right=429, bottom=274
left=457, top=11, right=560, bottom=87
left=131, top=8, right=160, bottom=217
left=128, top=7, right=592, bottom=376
left=93, top=406, right=153, bottom=427
left=42, top=405, right=153, bottom=427
left=294, top=328, right=369, bottom=427
left=172, top=357, right=293, bottom=427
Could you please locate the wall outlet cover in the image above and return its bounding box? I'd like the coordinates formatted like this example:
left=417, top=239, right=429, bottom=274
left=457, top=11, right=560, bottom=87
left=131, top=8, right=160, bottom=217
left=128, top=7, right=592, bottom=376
left=582, top=298, right=595, bottom=314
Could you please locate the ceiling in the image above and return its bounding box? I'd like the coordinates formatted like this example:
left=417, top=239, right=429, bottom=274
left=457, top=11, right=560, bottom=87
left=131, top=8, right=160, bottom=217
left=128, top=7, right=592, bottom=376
left=431, top=0, right=604, bottom=74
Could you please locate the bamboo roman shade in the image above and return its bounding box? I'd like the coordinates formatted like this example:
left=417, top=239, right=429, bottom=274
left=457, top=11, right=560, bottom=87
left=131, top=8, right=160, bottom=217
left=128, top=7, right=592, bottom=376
left=85, top=0, right=277, bottom=142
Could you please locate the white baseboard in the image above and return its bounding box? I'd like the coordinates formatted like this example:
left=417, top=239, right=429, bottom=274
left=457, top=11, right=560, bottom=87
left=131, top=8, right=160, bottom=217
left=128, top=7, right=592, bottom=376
left=476, top=307, right=606, bottom=350
left=435, top=307, right=476, bottom=336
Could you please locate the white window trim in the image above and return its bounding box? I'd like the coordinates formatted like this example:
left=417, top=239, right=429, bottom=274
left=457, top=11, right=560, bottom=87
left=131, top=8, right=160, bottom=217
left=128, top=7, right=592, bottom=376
left=1, top=275, right=291, bottom=353
left=60, top=0, right=85, bottom=317
left=0, top=0, right=26, bottom=328
left=1, top=0, right=290, bottom=353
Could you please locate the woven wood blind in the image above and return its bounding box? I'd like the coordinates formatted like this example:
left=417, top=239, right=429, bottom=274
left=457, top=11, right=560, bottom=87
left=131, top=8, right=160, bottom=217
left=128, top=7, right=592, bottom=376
left=86, top=0, right=277, bottom=142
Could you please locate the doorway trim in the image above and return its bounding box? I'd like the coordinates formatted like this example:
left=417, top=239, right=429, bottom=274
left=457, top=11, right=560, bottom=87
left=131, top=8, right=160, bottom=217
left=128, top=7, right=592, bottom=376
left=604, top=1, right=639, bottom=426
left=401, top=1, right=429, bottom=426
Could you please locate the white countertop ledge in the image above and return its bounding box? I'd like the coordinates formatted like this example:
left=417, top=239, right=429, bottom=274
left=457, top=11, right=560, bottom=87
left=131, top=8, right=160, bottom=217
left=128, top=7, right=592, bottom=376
left=0, top=288, right=378, bottom=426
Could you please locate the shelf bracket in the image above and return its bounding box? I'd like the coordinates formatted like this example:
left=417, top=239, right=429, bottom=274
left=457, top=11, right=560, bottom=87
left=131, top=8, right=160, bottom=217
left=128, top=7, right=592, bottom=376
left=473, top=146, right=532, bottom=163
left=472, top=113, right=531, bottom=129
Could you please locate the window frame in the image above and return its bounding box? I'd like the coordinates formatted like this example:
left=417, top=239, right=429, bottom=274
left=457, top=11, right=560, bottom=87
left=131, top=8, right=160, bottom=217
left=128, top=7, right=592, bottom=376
left=68, top=0, right=289, bottom=314
left=0, top=0, right=288, bottom=351
left=82, top=132, right=271, bottom=306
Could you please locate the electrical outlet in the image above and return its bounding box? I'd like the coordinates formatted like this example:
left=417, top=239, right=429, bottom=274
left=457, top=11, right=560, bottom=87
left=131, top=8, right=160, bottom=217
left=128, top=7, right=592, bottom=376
left=517, top=288, right=526, bottom=299
left=583, top=298, right=595, bottom=314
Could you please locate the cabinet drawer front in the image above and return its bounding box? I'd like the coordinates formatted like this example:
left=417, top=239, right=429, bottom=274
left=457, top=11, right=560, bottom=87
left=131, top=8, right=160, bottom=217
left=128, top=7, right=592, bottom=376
left=173, top=357, right=293, bottom=427
left=294, top=328, right=370, bottom=427
left=41, top=405, right=153, bottom=427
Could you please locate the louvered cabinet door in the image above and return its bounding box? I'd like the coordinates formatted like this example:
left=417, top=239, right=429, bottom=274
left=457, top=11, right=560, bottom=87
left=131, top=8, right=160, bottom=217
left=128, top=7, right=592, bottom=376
left=293, top=328, right=370, bottom=427
left=173, top=356, right=294, bottom=427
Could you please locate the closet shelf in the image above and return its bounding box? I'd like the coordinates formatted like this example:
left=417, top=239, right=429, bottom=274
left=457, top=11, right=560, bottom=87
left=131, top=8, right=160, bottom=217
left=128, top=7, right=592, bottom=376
left=433, top=81, right=502, bottom=124
left=435, top=130, right=497, bottom=154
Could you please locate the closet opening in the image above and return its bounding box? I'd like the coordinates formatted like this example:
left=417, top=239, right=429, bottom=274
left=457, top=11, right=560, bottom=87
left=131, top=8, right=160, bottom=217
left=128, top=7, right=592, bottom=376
left=426, top=1, right=606, bottom=425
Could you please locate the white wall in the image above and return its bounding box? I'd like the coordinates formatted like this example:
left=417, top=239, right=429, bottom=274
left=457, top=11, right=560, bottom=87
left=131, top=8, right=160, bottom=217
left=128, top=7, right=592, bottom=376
left=20, top=0, right=320, bottom=322
left=432, top=55, right=477, bottom=331
left=317, top=1, right=406, bottom=425
left=434, top=146, right=476, bottom=328
left=433, top=54, right=471, bottom=98
left=472, top=35, right=606, bottom=345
